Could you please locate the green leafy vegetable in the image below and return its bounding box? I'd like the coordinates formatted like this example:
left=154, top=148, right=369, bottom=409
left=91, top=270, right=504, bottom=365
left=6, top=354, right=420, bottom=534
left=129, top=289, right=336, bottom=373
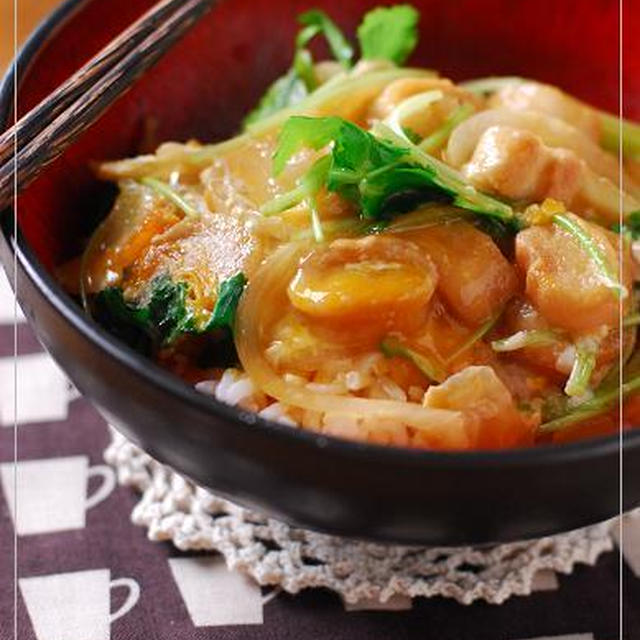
left=357, top=5, right=419, bottom=65
left=93, top=273, right=247, bottom=354
left=265, top=115, right=514, bottom=224
left=243, top=9, right=352, bottom=127
left=380, top=336, right=447, bottom=383
left=243, top=71, right=309, bottom=128
left=613, top=209, right=640, bottom=240
left=140, top=177, right=199, bottom=218
left=205, top=272, right=248, bottom=331
left=244, top=5, right=425, bottom=127
left=298, top=9, right=354, bottom=68
left=373, top=123, right=515, bottom=221
left=93, top=275, right=195, bottom=353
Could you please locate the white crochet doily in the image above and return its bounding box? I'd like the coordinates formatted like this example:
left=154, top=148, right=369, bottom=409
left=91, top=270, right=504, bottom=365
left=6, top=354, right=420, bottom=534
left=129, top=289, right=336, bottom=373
left=104, top=427, right=620, bottom=605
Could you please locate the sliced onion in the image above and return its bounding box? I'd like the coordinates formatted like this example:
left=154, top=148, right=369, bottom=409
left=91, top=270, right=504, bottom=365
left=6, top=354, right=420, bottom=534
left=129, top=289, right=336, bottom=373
left=235, top=241, right=465, bottom=434
left=99, top=69, right=436, bottom=181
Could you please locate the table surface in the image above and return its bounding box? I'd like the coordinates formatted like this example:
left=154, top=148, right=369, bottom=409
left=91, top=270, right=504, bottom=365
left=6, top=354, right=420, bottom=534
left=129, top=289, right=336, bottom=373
left=1, top=4, right=639, bottom=638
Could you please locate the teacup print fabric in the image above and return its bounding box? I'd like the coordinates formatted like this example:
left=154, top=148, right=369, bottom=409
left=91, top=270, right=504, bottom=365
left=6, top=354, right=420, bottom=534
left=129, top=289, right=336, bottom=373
left=1, top=267, right=640, bottom=640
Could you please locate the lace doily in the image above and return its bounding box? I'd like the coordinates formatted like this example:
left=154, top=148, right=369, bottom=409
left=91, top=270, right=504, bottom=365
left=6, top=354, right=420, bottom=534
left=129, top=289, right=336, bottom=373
left=104, top=427, right=618, bottom=605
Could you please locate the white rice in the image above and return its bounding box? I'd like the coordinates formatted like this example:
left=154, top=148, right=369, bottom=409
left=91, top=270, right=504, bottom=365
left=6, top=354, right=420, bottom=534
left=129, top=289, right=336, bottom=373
left=195, top=350, right=422, bottom=444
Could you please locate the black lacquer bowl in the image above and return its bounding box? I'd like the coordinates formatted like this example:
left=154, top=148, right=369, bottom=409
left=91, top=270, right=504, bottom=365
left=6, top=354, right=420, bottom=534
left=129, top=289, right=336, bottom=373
left=1, top=0, right=639, bottom=544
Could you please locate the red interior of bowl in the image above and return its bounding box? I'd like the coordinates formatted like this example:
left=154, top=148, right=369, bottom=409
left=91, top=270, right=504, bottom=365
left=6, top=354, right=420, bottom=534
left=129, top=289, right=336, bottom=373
left=11, top=0, right=639, bottom=271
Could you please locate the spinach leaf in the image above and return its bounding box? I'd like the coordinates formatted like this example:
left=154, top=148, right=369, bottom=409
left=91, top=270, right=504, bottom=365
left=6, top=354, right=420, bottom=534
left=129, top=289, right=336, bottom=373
left=93, top=275, right=195, bottom=354
left=94, top=273, right=247, bottom=354
left=357, top=5, right=419, bottom=65
left=205, top=272, right=248, bottom=331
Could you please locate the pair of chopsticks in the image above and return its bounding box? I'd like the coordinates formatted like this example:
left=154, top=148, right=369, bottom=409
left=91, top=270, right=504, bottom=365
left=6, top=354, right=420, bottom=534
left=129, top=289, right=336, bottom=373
left=0, top=0, right=217, bottom=211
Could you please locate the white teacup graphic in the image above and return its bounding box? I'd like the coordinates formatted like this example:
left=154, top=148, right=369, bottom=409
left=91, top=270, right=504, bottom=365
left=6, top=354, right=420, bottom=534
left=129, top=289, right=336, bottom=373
left=20, top=569, right=140, bottom=640
left=169, top=557, right=263, bottom=626
left=0, top=268, right=25, bottom=324
left=0, top=455, right=116, bottom=535
left=0, top=353, right=74, bottom=426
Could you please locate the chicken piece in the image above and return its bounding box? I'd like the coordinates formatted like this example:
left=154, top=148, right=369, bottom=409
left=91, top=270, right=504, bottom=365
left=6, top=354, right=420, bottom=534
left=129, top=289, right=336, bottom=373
left=446, top=108, right=623, bottom=188
left=122, top=210, right=266, bottom=313
left=398, top=221, right=519, bottom=325
left=489, top=81, right=601, bottom=142
left=463, top=125, right=582, bottom=203
left=422, top=365, right=534, bottom=449
left=515, top=216, right=631, bottom=334
left=462, top=125, right=638, bottom=221
left=499, top=297, right=634, bottom=385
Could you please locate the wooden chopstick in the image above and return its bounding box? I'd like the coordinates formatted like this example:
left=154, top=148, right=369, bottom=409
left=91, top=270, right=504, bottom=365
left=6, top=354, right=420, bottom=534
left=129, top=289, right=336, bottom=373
left=0, top=0, right=195, bottom=167
left=0, top=0, right=217, bottom=211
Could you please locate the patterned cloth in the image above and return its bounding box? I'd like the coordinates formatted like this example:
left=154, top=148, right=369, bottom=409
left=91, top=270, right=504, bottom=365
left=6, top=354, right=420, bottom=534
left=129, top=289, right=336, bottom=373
left=0, top=269, right=639, bottom=640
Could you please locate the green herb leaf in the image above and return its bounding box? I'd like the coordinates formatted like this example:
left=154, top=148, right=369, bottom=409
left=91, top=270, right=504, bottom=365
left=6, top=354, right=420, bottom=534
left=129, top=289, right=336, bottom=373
left=372, top=123, right=515, bottom=222
left=357, top=5, right=419, bottom=65
left=298, top=9, right=354, bottom=68
left=267, top=115, right=514, bottom=223
left=206, top=273, right=248, bottom=332
left=244, top=9, right=353, bottom=127
left=243, top=70, right=309, bottom=128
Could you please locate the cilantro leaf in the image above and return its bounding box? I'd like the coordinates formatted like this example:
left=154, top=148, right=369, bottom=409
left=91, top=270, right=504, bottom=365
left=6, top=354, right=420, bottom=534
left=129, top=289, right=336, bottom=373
left=242, top=70, right=308, bottom=128
left=266, top=115, right=513, bottom=222
left=298, top=9, right=353, bottom=68
left=357, top=5, right=419, bottom=65
left=244, top=9, right=352, bottom=127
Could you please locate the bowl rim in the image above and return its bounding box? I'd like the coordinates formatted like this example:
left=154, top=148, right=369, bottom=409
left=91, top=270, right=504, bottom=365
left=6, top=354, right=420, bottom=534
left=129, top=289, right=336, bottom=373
left=1, top=0, right=637, bottom=471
